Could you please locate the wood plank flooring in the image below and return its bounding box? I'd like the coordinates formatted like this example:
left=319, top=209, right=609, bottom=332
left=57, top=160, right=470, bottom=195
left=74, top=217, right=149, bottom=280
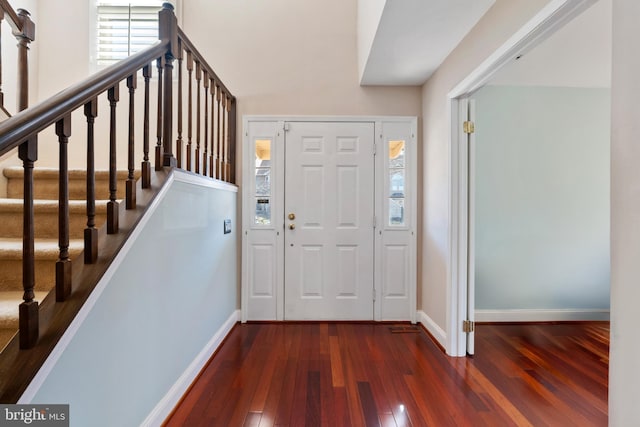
left=163, top=322, right=609, bottom=427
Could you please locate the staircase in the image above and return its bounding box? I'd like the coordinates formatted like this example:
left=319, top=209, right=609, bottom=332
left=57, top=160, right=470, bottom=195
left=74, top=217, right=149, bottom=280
left=0, top=167, right=130, bottom=351
left=0, top=2, right=238, bottom=403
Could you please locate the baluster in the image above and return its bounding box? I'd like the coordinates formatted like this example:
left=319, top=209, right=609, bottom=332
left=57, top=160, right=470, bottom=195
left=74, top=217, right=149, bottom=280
left=142, top=64, right=152, bottom=188
left=107, top=85, right=120, bottom=234
left=15, top=9, right=34, bottom=112
left=126, top=73, right=137, bottom=209
left=209, top=79, right=215, bottom=178
left=176, top=39, right=183, bottom=169
left=217, top=87, right=222, bottom=180
left=155, top=56, right=164, bottom=171
left=202, top=70, right=208, bottom=175
left=84, top=98, right=98, bottom=264
left=18, top=136, right=38, bottom=349
left=219, top=93, right=225, bottom=182
left=228, top=97, right=237, bottom=183
left=221, top=93, right=229, bottom=181
left=186, top=50, right=193, bottom=171
left=224, top=97, right=231, bottom=182
left=195, top=61, right=201, bottom=173
left=56, top=114, right=72, bottom=302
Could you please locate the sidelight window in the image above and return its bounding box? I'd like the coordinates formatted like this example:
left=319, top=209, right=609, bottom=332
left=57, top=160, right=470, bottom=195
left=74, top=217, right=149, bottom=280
left=388, top=140, right=406, bottom=226
left=254, top=139, right=272, bottom=225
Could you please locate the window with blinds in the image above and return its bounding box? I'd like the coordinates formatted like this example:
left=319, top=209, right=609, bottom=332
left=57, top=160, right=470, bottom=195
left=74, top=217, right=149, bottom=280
left=96, top=2, right=164, bottom=66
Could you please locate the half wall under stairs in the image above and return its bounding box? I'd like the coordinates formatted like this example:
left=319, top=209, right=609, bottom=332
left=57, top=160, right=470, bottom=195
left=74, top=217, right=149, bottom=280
left=15, top=170, right=238, bottom=427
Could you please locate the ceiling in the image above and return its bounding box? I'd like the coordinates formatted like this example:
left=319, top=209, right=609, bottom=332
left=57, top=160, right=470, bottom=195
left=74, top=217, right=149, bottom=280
left=359, top=0, right=496, bottom=86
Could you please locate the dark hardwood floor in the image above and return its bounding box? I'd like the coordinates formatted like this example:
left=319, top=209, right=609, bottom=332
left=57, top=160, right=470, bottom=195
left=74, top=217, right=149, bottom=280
left=163, top=322, right=609, bottom=427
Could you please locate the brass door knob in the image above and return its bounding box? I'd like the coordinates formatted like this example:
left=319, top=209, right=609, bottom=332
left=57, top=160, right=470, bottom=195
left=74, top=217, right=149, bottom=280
left=288, top=213, right=296, bottom=220
left=289, top=223, right=296, bottom=230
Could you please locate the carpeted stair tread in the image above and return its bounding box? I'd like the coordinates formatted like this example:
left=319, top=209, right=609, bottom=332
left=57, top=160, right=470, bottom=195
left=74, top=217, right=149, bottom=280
left=0, top=238, right=84, bottom=260
left=3, top=167, right=133, bottom=180
left=0, top=198, right=109, bottom=212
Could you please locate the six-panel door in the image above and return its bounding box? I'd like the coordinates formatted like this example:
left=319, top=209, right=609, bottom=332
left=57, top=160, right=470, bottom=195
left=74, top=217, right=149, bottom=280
left=284, top=122, right=375, bottom=320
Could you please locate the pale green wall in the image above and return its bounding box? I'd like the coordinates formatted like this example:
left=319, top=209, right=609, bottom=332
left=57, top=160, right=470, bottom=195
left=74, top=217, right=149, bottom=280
left=28, top=175, right=238, bottom=426
left=473, top=85, right=610, bottom=310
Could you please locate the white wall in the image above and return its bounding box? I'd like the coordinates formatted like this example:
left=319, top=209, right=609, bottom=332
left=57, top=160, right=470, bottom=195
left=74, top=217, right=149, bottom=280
left=23, top=172, right=238, bottom=426
left=182, top=0, right=421, bottom=117
left=420, top=0, right=550, bottom=334
left=610, top=0, right=640, bottom=423
left=357, top=0, right=387, bottom=82
left=490, top=0, right=611, bottom=88
left=35, top=1, right=90, bottom=101
left=182, top=0, right=422, bottom=187
left=472, top=85, right=610, bottom=315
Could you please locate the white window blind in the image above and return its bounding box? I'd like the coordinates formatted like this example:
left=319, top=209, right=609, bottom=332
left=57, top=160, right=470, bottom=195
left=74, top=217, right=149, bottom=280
left=96, top=2, right=163, bottom=66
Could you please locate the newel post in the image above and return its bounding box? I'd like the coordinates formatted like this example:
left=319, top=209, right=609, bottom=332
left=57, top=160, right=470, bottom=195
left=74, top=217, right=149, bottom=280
left=159, top=2, right=177, bottom=167
left=14, top=8, right=34, bottom=111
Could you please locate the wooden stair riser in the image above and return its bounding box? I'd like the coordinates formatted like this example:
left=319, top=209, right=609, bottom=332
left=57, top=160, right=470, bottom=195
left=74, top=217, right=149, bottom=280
left=0, top=259, right=74, bottom=293
left=0, top=292, right=49, bottom=330
left=0, top=204, right=107, bottom=239
left=0, top=240, right=83, bottom=293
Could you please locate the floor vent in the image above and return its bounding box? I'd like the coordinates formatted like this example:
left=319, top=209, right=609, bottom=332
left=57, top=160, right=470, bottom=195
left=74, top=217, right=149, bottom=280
left=389, top=325, right=420, bottom=333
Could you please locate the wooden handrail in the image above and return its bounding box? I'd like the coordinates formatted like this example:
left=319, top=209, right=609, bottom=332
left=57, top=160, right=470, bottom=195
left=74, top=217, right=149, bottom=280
left=0, top=0, right=22, bottom=33
left=0, top=41, right=168, bottom=157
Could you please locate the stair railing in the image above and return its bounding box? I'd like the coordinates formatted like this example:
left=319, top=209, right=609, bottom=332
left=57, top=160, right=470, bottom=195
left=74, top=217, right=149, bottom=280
left=0, top=2, right=236, bottom=350
left=0, top=0, right=34, bottom=115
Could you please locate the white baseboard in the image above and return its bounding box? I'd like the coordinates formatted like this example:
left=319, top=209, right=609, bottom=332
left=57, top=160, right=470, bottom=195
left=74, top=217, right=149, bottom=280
left=417, top=310, right=447, bottom=349
left=141, top=309, right=241, bottom=427
left=475, top=308, right=610, bottom=322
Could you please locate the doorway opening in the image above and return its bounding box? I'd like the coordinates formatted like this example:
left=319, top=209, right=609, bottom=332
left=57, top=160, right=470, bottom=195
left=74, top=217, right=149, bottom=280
left=447, top=0, right=608, bottom=356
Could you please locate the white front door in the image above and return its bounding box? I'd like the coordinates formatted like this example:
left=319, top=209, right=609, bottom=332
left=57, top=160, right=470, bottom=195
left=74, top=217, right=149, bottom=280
left=283, top=122, right=375, bottom=319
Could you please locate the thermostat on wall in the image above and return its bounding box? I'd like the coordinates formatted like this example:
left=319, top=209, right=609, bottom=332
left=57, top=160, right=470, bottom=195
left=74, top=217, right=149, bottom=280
left=224, top=219, right=232, bottom=234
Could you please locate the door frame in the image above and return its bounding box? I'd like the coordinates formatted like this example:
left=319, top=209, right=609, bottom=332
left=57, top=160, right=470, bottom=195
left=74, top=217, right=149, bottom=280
left=446, top=0, right=599, bottom=356
left=241, top=116, right=418, bottom=322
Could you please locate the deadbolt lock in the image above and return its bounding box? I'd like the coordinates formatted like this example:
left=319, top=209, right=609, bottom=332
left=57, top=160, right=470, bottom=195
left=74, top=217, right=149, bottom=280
left=288, top=213, right=296, bottom=220
left=289, top=223, right=296, bottom=230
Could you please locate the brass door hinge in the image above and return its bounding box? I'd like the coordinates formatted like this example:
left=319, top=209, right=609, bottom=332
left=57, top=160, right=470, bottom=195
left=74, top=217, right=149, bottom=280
left=463, top=121, right=475, bottom=134
left=462, top=320, right=475, bottom=333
